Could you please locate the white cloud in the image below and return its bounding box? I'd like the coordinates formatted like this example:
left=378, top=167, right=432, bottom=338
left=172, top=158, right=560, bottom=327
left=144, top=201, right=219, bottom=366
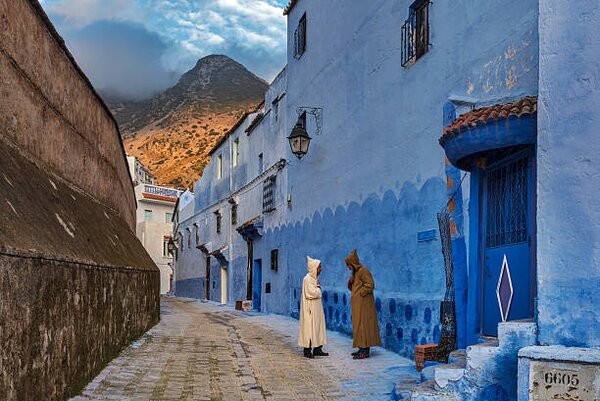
left=44, top=0, right=146, bottom=28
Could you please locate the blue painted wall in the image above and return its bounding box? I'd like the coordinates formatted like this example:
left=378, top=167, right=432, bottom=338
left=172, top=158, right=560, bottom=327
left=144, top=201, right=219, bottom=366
left=536, top=0, right=600, bottom=347
left=175, top=0, right=540, bottom=360
left=282, top=0, right=538, bottom=355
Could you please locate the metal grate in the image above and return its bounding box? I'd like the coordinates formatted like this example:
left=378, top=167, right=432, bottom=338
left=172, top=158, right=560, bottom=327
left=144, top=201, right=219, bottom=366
left=401, top=1, right=431, bottom=67
left=485, top=154, right=529, bottom=248
left=263, top=175, right=277, bottom=213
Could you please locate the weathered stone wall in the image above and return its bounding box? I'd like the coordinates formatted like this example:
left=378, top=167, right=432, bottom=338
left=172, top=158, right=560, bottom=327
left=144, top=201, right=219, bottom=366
left=0, top=0, right=136, bottom=228
left=0, top=1, right=160, bottom=399
left=0, top=255, right=160, bottom=400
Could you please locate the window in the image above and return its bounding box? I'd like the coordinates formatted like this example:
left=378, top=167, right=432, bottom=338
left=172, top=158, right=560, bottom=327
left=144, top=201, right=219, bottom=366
left=194, top=223, right=199, bottom=244
left=273, top=100, right=280, bottom=122
left=187, top=227, right=191, bottom=248
left=401, top=0, right=431, bottom=67
left=165, top=212, right=173, bottom=223
left=163, top=236, right=171, bottom=257
left=144, top=210, right=152, bottom=222
left=293, top=13, right=307, bottom=59
left=215, top=210, right=222, bottom=234
left=258, top=153, right=264, bottom=175
left=217, top=154, right=223, bottom=179
left=233, top=139, right=239, bottom=167
left=271, top=249, right=279, bottom=271
left=231, top=202, right=238, bottom=225
left=263, top=175, right=276, bottom=213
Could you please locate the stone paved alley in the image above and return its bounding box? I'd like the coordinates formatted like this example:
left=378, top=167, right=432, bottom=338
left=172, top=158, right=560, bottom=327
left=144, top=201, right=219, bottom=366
left=71, top=297, right=420, bottom=401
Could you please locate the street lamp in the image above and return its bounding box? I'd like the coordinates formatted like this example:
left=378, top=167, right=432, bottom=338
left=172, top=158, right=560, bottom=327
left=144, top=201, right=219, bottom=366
left=287, top=107, right=322, bottom=160
left=288, top=117, right=312, bottom=159
left=167, top=238, right=176, bottom=255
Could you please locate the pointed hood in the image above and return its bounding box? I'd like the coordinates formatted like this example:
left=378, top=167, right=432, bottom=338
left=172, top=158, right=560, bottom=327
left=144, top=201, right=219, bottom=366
left=307, top=256, right=321, bottom=278
left=344, top=249, right=362, bottom=271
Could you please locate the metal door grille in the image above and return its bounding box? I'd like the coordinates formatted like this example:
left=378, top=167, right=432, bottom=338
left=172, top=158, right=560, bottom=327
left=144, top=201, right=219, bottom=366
left=485, top=155, right=529, bottom=247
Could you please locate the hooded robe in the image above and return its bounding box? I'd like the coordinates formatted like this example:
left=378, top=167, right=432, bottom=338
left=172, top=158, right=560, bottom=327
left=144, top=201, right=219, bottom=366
left=345, top=249, right=381, bottom=348
left=298, top=256, right=327, bottom=348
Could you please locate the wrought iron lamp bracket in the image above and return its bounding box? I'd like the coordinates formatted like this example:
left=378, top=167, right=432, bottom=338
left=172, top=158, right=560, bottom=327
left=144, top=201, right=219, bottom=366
left=296, top=107, right=323, bottom=135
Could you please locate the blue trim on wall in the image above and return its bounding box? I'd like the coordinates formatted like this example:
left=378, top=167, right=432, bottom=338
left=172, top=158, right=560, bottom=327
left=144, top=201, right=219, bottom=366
left=467, top=170, right=483, bottom=345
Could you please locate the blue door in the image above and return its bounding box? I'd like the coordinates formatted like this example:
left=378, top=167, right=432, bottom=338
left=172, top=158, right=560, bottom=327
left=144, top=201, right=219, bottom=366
left=253, top=259, right=262, bottom=311
left=482, top=149, right=535, bottom=336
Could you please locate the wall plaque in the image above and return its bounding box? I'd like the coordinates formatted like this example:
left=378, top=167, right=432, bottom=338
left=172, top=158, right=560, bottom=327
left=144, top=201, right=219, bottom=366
left=530, top=361, right=600, bottom=401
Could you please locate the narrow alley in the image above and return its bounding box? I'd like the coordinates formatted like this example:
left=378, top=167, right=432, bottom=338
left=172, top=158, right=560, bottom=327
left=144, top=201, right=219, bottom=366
left=71, top=298, right=419, bottom=401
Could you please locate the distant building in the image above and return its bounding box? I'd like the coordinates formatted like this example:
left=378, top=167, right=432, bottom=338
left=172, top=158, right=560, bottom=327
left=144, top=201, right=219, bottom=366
left=128, top=156, right=182, bottom=294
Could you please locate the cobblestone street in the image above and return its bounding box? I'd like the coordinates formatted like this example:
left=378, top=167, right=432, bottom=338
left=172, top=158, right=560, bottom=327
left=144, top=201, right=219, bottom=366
left=72, top=297, right=419, bottom=401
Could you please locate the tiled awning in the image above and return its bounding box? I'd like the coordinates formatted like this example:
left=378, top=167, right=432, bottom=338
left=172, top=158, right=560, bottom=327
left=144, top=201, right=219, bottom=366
left=196, top=242, right=211, bottom=254
left=439, top=97, right=537, bottom=171
left=209, top=245, right=228, bottom=263
left=236, top=216, right=263, bottom=241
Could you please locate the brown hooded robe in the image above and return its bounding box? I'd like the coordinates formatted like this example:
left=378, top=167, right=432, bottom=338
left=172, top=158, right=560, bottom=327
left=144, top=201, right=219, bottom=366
left=345, top=250, right=381, bottom=348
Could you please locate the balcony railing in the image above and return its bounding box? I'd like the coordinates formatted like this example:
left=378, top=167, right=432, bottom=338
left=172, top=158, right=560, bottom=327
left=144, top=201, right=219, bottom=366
left=143, top=184, right=182, bottom=199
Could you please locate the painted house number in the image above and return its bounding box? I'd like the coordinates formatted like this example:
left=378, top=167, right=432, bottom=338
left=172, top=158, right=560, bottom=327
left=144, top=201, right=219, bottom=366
left=530, top=361, right=600, bottom=401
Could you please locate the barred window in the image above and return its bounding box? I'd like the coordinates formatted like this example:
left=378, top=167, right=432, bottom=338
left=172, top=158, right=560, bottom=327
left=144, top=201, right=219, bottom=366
left=263, top=175, right=277, bottom=213
left=293, top=13, right=307, bottom=59
left=401, top=0, right=431, bottom=67
left=231, top=202, right=238, bottom=226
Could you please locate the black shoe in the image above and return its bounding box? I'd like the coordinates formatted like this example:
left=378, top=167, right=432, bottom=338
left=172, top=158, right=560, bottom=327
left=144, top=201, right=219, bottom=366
left=351, top=350, right=361, bottom=357
left=303, top=348, right=314, bottom=359
left=313, top=346, right=329, bottom=357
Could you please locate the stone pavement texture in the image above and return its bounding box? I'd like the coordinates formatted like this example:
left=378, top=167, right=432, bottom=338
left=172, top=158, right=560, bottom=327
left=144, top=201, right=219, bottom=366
left=71, top=297, right=420, bottom=401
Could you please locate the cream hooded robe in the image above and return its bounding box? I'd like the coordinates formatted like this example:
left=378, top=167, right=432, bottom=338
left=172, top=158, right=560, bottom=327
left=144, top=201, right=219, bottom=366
left=298, top=257, right=327, bottom=348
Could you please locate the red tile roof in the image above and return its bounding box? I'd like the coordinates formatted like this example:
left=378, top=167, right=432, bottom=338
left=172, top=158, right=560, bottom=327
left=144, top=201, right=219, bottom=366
left=283, top=0, right=298, bottom=15
left=440, top=96, right=537, bottom=145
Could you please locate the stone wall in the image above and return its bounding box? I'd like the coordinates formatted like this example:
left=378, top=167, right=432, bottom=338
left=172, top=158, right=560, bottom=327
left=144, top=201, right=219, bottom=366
left=0, top=0, right=136, bottom=228
left=0, top=255, right=159, bottom=400
left=0, top=1, right=160, bottom=399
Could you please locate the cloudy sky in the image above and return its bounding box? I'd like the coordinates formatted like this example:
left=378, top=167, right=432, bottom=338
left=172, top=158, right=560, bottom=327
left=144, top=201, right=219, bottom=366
left=40, top=0, right=288, bottom=100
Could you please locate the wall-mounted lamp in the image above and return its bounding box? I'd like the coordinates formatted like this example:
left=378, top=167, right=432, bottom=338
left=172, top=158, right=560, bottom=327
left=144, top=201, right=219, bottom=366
left=167, top=237, right=176, bottom=255
left=287, top=107, right=322, bottom=159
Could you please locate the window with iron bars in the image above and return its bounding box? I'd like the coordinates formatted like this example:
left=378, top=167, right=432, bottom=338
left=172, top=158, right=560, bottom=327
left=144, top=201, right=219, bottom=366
left=231, top=202, right=238, bottom=226
left=293, top=13, right=307, bottom=59
left=215, top=210, right=222, bottom=234
left=263, top=175, right=277, bottom=213
left=401, top=0, right=431, bottom=67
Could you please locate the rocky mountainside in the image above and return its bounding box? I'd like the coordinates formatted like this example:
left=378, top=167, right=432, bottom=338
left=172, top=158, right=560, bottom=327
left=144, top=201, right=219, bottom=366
left=106, top=55, right=268, bottom=188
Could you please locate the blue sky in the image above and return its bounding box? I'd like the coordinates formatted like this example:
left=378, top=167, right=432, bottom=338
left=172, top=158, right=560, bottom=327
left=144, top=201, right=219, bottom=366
left=40, top=0, right=288, bottom=99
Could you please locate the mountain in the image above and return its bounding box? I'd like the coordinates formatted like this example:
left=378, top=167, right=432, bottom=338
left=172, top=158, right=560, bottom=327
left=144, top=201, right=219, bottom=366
left=106, top=55, right=268, bottom=189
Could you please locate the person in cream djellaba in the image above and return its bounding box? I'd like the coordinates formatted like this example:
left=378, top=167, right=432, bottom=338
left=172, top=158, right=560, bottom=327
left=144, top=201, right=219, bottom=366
left=298, top=256, right=329, bottom=359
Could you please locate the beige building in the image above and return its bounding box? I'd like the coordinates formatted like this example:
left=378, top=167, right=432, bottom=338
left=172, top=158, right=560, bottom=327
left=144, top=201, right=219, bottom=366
left=128, top=156, right=182, bottom=294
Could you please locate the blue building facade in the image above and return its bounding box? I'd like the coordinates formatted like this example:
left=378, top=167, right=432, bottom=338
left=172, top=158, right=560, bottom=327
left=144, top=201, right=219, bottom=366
left=175, top=1, right=600, bottom=400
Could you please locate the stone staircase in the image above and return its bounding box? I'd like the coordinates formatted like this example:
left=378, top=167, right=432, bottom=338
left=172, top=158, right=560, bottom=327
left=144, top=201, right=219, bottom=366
left=406, top=321, right=537, bottom=401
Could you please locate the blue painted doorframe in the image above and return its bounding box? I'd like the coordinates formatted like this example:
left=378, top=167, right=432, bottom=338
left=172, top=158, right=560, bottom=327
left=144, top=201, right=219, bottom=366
left=482, top=148, right=535, bottom=336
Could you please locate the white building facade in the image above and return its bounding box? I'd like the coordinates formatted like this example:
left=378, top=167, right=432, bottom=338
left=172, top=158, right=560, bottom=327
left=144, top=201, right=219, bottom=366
left=128, top=156, right=182, bottom=294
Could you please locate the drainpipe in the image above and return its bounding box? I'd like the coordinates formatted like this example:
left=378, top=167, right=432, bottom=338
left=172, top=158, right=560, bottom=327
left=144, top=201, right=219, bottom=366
left=228, top=135, right=233, bottom=306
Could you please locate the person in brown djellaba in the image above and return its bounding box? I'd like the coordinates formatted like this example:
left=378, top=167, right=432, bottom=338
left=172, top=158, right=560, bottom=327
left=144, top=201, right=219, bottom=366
left=345, top=249, right=381, bottom=359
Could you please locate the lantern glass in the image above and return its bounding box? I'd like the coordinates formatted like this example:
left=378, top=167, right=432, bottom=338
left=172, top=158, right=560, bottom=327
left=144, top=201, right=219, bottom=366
left=288, top=122, right=311, bottom=159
